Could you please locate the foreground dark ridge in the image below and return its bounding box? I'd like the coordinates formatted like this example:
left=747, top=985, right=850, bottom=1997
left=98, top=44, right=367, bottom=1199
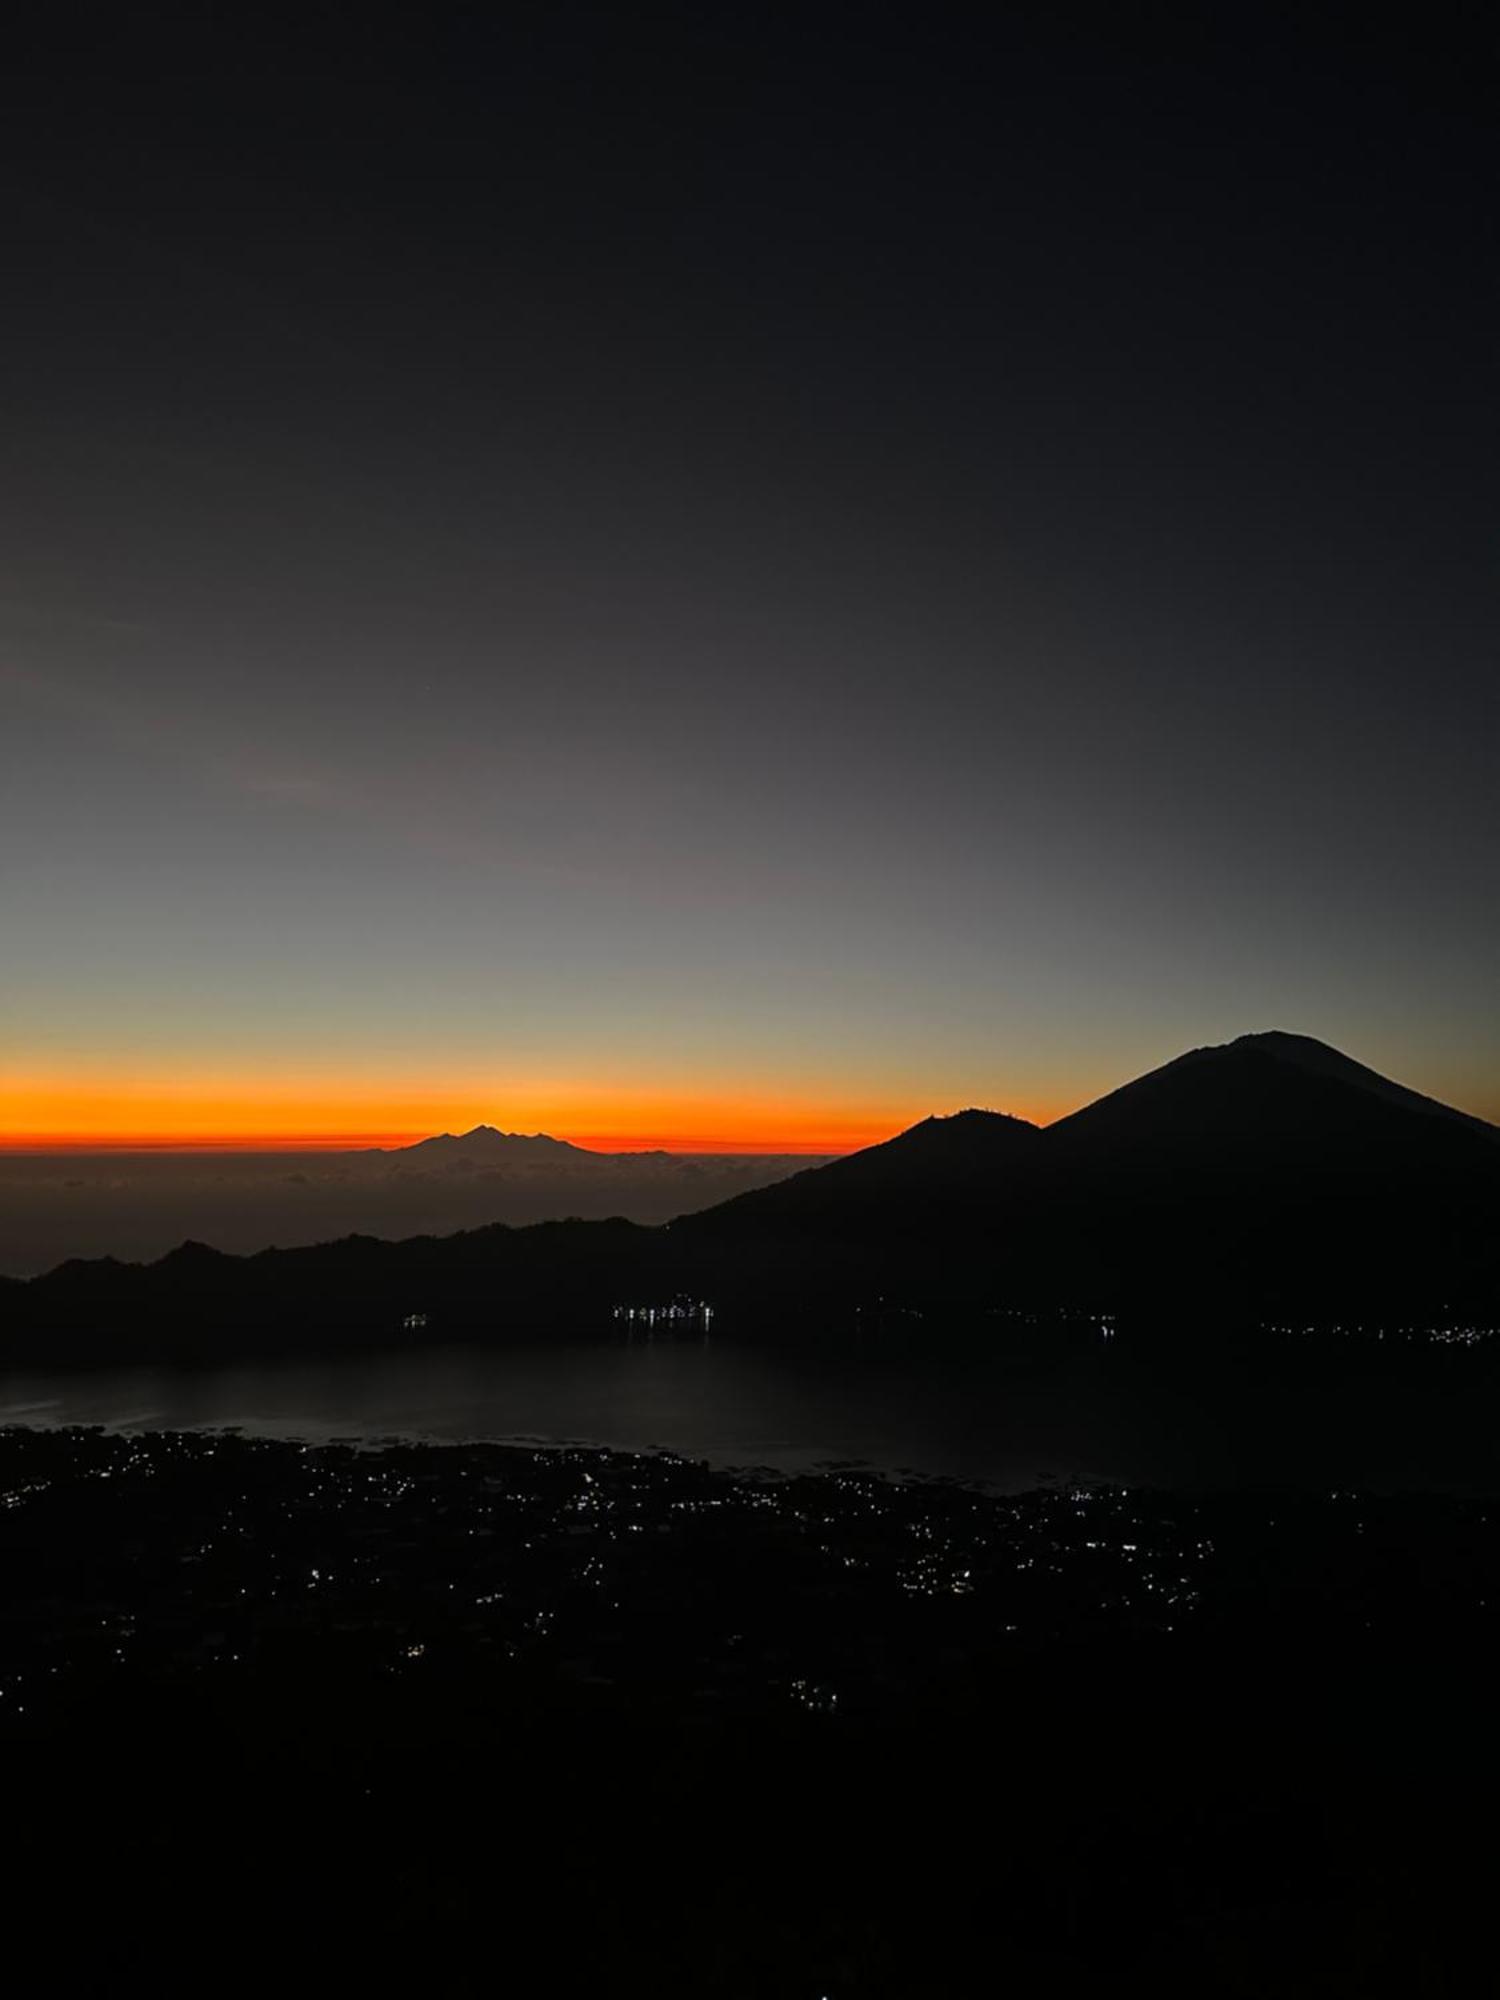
left=3, top=1425, right=1498, bottom=1995
left=4, top=1032, right=1498, bottom=1361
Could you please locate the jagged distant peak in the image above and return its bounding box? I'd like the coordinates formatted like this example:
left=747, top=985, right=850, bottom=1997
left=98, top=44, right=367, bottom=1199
left=398, top=1125, right=585, bottom=1156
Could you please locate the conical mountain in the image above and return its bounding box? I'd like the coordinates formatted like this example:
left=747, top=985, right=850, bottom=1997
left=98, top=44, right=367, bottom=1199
left=1033, top=1034, right=1500, bottom=1308
left=679, top=1035, right=1500, bottom=1312
left=1047, top=1032, right=1499, bottom=1168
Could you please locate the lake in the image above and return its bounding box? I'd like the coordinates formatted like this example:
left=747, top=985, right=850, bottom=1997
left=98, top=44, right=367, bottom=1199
left=2, top=1332, right=1495, bottom=1490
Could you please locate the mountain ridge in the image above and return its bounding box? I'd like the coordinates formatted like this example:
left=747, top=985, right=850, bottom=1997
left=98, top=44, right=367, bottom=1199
left=669, top=1033, right=1500, bottom=1310
left=386, top=1125, right=593, bottom=1161
left=5, top=1034, right=1498, bottom=1358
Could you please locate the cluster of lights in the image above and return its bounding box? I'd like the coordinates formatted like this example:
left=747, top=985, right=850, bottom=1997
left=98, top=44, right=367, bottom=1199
left=1266, top=1320, right=1499, bottom=1345
left=5, top=1424, right=1499, bottom=1740
left=788, top=1677, right=839, bottom=1714
left=612, top=1298, right=715, bottom=1330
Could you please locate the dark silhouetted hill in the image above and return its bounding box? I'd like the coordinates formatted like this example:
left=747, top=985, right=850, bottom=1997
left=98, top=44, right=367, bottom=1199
left=681, top=1108, right=1041, bottom=1234
left=1034, top=1032, right=1500, bottom=1307
left=1, top=1217, right=668, bottom=1365
left=1047, top=1032, right=1500, bottom=1161
left=4, top=1035, right=1497, bottom=1362
left=671, top=1033, right=1500, bottom=1316
left=667, top=1108, right=1043, bottom=1305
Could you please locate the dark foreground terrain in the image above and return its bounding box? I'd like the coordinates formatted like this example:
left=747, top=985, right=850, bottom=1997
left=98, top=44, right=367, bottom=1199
left=3, top=1425, right=1497, bottom=1995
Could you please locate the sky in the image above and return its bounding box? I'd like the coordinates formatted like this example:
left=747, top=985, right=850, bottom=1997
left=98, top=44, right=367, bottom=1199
left=2, top=7, right=1496, bottom=1148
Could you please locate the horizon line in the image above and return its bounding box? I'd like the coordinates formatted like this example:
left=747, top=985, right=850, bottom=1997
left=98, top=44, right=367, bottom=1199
left=0, top=1131, right=861, bottom=1157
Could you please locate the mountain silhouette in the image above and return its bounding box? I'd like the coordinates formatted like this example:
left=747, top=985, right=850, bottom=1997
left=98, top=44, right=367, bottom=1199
left=665, top=1107, right=1044, bottom=1304
left=681, top=1108, right=1041, bottom=1235
left=382, top=1126, right=592, bottom=1163
left=675, top=1034, right=1500, bottom=1313
left=1029, top=1033, right=1500, bottom=1307
left=5, top=1034, right=1498, bottom=1361
left=1048, top=1032, right=1500, bottom=1160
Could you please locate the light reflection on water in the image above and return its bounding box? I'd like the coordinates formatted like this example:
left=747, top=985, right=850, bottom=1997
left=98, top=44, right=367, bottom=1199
left=0, top=1337, right=1494, bottom=1491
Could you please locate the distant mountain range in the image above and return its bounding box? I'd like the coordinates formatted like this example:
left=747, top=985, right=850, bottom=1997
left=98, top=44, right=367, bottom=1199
left=383, top=1125, right=600, bottom=1162
left=4, top=1033, right=1498, bottom=1362
left=0, top=1134, right=833, bottom=1276
left=375, top=1125, right=679, bottom=1165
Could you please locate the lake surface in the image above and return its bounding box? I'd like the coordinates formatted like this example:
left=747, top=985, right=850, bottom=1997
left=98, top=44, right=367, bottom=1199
left=2, top=1335, right=1496, bottom=1491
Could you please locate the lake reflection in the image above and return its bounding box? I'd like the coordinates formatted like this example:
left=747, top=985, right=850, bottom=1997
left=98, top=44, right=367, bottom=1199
left=1, top=1335, right=1496, bottom=1491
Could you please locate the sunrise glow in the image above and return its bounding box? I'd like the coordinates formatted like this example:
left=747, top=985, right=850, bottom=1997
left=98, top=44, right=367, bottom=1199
left=0, top=1069, right=1067, bottom=1154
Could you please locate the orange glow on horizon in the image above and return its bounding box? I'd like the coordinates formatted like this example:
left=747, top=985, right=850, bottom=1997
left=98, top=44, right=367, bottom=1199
left=0, top=1130, right=864, bottom=1156
left=0, top=1071, right=1065, bottom=1155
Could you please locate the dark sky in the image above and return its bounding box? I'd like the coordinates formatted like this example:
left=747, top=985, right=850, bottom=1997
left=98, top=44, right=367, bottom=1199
left=3, top=6, right=1496, bottom=1142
